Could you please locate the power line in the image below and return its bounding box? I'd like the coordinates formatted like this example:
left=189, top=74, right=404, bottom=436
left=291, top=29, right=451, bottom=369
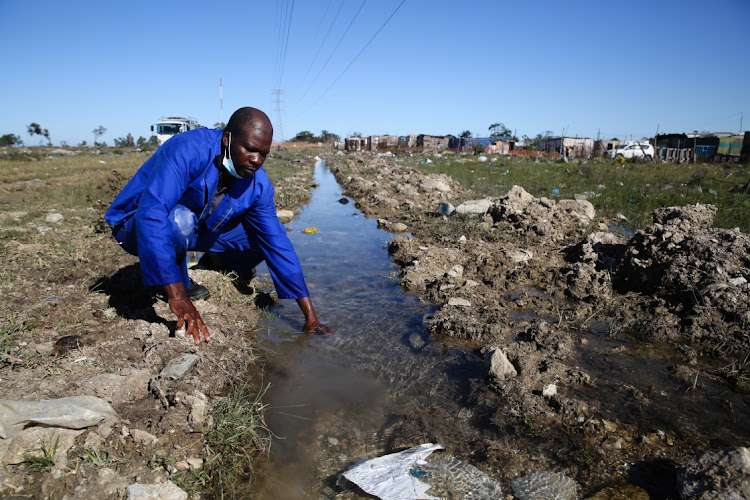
left=299, top=0, right=346, bottom=85
left=297, top=0, right=368, bottom=102
left=302, top=0, right=407, bottom=113
left=274, top=0, right=295, bottom=90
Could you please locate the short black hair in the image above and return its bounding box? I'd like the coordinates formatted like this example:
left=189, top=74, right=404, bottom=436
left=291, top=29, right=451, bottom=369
left=225, top=107, right=273, bottom=136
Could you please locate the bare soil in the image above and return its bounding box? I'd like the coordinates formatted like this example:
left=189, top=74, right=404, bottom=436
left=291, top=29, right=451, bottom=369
left=1, top=150, right=749, bottom=499
left=328, top=153, right=750, bottom=498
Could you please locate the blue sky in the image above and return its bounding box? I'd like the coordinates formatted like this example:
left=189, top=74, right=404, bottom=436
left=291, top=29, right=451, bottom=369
left=1, top=0, right=749, bottom=146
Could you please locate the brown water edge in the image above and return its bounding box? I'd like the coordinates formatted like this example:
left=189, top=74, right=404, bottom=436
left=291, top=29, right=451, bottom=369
left=246, top=160, right=750, bottom=499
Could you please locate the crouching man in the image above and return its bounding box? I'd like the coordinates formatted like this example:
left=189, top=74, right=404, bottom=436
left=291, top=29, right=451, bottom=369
left=105, top=106, right=329, bottom=344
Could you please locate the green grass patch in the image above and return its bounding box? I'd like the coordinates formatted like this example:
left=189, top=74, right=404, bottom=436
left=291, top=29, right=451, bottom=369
left=398, top=153, right=750, bottom=232
left=202, top=383, right=271, bottom=498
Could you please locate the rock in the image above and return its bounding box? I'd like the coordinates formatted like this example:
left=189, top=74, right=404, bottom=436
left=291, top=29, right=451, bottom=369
left=130, top=429, right=158, bottom=447
left=558, top=198, right=596, bottom=220
left=543, top=384, right=557, bottom=397
left=677, top=447, right=750, bottom=499
left=338, top=197, right=350, bottom=204
left=126, top=481, right=187, bottom=500
left=83, top=370, right=150, bottom=403
left=2, top=427, right=83, bottom=466
left=511, top=470, right=578, bottom=500
left=65, top=468, right=129, bottom=499
left=486, top=348, right=517, bottom=380
left=276, top=210, right=295, bottom=223
left=447, top=265, right=464, bottom=278
left=438, top=202, right=456, bottom=216
left=184, top=390, right=209, bottom=428
left=408, top=332, right=426, bottom=349
left=456, top=199, right=492, bottom=215
left=45, top=213, right=64, bottom=223
left=505, top=249, right=533, bottom=263
left=477, top=156, right=488, bottom=162
left=160, top=354, right=200, bottom=380
left=391, top=222, right=408, bottom=232
left=186, top=457, right=203, bottom=470
left=448, top=297, right=471, bottom=308
left=420, top=177, right=451, bottom=192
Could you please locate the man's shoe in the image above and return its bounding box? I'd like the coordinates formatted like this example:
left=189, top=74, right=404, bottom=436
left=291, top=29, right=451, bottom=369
left=186, top=279, right=210, bottom=301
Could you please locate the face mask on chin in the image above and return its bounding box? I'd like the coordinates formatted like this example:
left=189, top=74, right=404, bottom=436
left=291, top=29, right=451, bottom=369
left=222, top=132, right=243, bottom=179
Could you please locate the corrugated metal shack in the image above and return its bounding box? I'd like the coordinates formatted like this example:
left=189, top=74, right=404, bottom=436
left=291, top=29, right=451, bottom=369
left=717, top=132, right=750, bottom=161
left=538, top=137, right=594, bottom=157
left=416, top=134, right=452, bottom=150
left=370, top=135, right=399, bottom=152
left=345, top=137, right=368, bottom=152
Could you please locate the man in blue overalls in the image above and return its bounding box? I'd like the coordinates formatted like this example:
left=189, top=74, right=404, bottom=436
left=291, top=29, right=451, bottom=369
left=106, top=107, right=329, bottom=344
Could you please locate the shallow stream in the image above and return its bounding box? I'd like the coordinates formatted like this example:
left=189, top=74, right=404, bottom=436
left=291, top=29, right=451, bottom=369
left=249, top=158, right=750, bottom=498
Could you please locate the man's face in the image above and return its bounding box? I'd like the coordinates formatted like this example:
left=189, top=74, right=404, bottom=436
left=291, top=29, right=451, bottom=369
left=225, top=124, right=272, bottom=178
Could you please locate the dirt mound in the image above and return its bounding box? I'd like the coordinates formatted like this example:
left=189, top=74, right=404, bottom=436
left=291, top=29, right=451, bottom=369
left=613, top=204, right=750, bottom=355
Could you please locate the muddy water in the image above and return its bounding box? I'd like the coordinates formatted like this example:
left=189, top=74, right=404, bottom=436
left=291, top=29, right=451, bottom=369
left=250, top=158, right=750, bottom=498
left=251, top=158, right=485, bottom=498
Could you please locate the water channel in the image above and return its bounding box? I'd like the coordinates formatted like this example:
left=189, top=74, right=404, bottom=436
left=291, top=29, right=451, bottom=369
left=249, top=158, right=750, bottom=499
left=250, top=158, right=487, bottom=498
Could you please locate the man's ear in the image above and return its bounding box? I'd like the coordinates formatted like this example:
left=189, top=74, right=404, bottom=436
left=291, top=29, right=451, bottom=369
left=221, top=130, right=230, bottom=148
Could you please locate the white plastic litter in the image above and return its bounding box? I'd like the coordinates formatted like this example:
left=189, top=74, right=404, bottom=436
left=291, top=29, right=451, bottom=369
left=342, top=443, right=444, bottom=500
left=0, top=395, right=119, bottom=439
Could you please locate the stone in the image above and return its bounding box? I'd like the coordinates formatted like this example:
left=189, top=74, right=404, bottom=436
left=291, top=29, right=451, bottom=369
left=486, top=348, right=517, bottom=380
left=126, top=481, right=187, bottom=500
left=420, top=177, right=451, bottom=192
left=130, top=429, right=158, bottom=447
left=45, top=213, right=64, bottom=223
left=276, top=210, right=295, bottom=223
left=391, top=222, right=408, bottom=232
left=448, top=298, right=471, bottom=308
left=447, top=265, right=464, bottom=278
left=2, top=427, right=83, bottom=465
left=408, top=333, right=426, bottom=350
left=83, top=370, right=150, bottom=403
left=542, top=384, right=557, bottom=397
left=505, top=249, right=533, bottom=263
left=456, top=199, right=492, bottom=215
left=160, top=354, right=200, bottom=380
left=558, top=199, right=596, bottom=220
left=184, top=391, right=209, bottom=428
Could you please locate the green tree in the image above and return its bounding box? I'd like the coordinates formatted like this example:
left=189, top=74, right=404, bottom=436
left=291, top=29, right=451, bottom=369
left=114, top=133, right=135, bottom=148
left=489, top=122, right=512, bottom=139
left=0, top=133, right=23, bottom=146
left=27, top=122, right=50, bottom=145
left=350, top=131, right=362, bottom=138
left=319, top=130, right=340, bottom=143
left=92, top=126, right=107, bottom=146
left=213, top=122, right=226, bottom=129
left=291, top=130, right=315, bottom=142
left=136, top=136, right=158, bottom=148
left=459, top=130, right=472, bottom=138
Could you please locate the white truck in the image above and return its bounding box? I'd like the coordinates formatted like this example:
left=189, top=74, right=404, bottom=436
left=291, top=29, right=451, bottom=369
left=151, top=117, right=201, bottom=146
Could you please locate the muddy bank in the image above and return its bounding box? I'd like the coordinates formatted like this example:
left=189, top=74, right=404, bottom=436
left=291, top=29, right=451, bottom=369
left=329, top=152, right=750, bottom=498
left=0, top=154, right=319, bottom=499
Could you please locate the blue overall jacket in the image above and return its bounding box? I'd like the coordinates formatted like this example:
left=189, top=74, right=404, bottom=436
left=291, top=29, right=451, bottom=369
left=105, top=128, right=309, bottom=299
